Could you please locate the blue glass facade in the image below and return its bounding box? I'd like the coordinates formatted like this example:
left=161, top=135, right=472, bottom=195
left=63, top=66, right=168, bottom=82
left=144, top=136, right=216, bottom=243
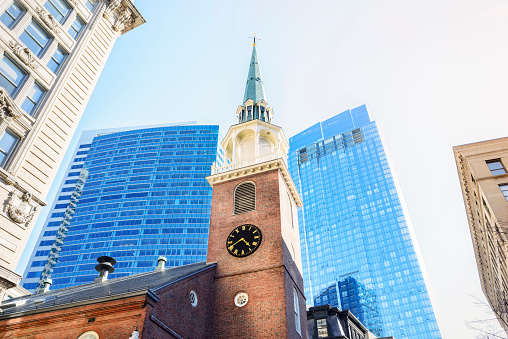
left=288, top=105, right=441, bottom=339
left=23, top=124, right=222, bottom=291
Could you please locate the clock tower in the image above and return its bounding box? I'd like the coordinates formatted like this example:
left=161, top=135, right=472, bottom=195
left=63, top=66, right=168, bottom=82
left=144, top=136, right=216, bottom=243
left=206, top=43, right=308, bottom=338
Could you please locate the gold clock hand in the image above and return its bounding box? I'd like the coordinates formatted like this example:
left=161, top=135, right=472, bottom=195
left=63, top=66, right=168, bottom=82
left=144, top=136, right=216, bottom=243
left=241, top=238, right=250, bottom=246
left=232, top=238, right=245, bottom=247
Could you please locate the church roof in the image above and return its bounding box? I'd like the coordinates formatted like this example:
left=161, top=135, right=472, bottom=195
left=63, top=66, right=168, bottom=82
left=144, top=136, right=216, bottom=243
left=243, top=44, right=266, bottom=104
left=0, top=261, right=216, bottom=317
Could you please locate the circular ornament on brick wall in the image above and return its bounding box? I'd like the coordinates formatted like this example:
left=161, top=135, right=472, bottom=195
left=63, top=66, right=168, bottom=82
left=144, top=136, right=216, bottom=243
left=190, top=290, right=198, bottom=307
left=234, top=292, right=249, bottom=307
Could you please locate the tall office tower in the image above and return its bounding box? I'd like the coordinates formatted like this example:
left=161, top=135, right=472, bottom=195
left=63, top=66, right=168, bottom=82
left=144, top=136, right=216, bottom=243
left=22, top=123, right=223, bottom=292
left=454, top=137, right=508, bottom=336
left=0, top=0, right=144, bottom=298
left=288, top=105, right=441, bottom=339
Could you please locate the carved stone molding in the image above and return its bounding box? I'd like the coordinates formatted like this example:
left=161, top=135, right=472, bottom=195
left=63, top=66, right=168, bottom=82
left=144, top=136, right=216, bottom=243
left=35, top=7, right=62, bottom=34
left=4, top=190, right=38, bottom=227
left=0, top=89, right=19, bottom=120
left=8, top=40, right=38, bottom=70
left=113, top=7, right=132, bottom=32
left=103, top=0, right=121, bottom=19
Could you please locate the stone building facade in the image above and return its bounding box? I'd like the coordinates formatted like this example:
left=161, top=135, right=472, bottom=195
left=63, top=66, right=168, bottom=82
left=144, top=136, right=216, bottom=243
left=0, top=0, right=144, bottom=299
left=454, top=137, right=508, bottom=334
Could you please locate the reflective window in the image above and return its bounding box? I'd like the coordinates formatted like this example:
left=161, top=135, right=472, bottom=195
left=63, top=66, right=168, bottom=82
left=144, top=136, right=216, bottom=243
left=294, top=288, right=301, bottom=335
left=47, top=46, right=68, bottom=73
left=500, top=184, right=508, bottom=201
left=487, top=159, right=506, bottom=176
left=19, top=21, right=52, bottom=57
left=0, top=56, right=27, bottom=96
left=0, top=129, right=19, bottom=167
left=85, top=0, right=97, bottom=11
left=68, top=15, right=85, bottom=39
left=44, top=0, right=71, bottom=24
left=21, top=82, right=46, bottom=116
left=317, top=318, right=328, bottom=338
left=0, top=1, right=25, bottom=28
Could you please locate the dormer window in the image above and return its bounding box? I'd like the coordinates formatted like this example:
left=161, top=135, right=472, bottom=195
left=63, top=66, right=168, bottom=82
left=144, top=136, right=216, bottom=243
left=260, top=106, right=265, bottom=121
left=247, top=106, right=252, bottom=121
left=317, top=318, right=328, bottom=337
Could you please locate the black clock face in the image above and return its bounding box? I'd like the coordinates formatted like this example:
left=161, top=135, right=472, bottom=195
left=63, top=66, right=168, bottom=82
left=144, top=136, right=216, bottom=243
left=226, top=224, right=262, bottom=257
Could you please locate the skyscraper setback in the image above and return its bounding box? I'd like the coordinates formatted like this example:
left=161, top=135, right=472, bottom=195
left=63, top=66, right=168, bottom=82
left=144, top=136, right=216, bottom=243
left=288, top=105, right=441, bottom=339
left=23, top=123, right=223, bottom=291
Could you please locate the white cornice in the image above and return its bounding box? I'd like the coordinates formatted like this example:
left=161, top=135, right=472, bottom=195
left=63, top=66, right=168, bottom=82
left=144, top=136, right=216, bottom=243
left=206, top=157, right=303, bottom=207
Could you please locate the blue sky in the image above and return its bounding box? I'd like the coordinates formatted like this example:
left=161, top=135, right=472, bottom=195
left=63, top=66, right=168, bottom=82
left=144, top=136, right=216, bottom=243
left=17, top=0, right=508, bottom=337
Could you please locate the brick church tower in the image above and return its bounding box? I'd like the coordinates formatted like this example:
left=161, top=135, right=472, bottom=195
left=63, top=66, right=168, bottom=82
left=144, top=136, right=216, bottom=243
left=206, top=41, right=308, bottom=338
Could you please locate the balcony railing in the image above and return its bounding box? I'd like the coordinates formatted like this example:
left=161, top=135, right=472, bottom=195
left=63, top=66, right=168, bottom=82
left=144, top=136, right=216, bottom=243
left=211, top=151, right=286, bottom=175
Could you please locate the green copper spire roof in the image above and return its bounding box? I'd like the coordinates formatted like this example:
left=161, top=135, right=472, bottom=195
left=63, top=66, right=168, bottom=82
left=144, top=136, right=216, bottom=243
left=243, top=44, right=266, bottom=104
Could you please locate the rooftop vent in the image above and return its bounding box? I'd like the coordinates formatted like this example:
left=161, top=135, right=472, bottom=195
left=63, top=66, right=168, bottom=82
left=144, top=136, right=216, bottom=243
left=156, top=256, right=167, bottom=271
left=94, top=256, right=116, bottom=283
left=41, top=278, right=52, bottom=293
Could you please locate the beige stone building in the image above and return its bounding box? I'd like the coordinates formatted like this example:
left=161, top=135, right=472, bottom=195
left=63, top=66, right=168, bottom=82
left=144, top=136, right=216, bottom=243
left=454, top=137, right=508, bottom=333
left=0, top=0, right=144, bottom=299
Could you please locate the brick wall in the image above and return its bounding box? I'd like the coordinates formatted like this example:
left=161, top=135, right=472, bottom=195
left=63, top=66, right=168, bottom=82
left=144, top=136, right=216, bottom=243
left=143, top=266, right=216, bottom=339
left=0, top=295, right=147, bottom=338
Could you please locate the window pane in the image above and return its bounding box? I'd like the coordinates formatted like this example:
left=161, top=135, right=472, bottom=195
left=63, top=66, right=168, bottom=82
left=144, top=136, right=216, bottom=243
left=487, top=160, right=506, bottom=175
left=68, top=16, right=84, bottom=39
left=47, top=47, right=68, bottom=73
left=44, top=0, right=71, bottom=24
left=85, top=0, right=97, bottom=11
left=0, top=1, right=25, bottom=28
left=0, top=56, right=27, bottom=96
left=19, top=21, right=51, bottom=57
left=0, top=130, right=19, bottom=167
left=21, top=82, right=46, bottom=116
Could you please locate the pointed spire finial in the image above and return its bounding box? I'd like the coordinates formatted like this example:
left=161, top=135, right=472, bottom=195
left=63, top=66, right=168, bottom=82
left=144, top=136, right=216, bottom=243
left=250, top=33, right=260, bottom=46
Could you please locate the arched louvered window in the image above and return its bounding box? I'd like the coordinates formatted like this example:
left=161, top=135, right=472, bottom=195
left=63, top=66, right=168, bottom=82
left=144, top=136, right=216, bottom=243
left=234, top=182, right=256, bottom=214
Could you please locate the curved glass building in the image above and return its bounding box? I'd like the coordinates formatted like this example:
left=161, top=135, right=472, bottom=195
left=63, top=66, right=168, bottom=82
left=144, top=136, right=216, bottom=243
left=288, top=105, right=441, bottom=339
left=22, top=123, right=223, bottom=291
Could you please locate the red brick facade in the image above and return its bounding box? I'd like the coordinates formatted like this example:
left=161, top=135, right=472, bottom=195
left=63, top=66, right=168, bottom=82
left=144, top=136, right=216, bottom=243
left=208, top=168, right=308, bottom=338
left=0, top=266, right=216, bottom=339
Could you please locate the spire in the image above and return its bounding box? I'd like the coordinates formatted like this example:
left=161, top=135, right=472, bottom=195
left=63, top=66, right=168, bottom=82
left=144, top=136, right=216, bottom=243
left=243, top=44, right=266, bottom=104
left=237, top=41, right=273, bottom=124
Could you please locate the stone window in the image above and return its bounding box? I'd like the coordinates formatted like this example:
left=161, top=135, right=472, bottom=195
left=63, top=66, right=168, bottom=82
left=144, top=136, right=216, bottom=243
left=20, top=20, right=52, bottom=57
left=500, top=184, right=508, bottom=201
left=0, top=55, right=27, bottom=96
left=234, top=181, right=255, bottom=214
left=44, top=0, right=71, bottom=24
left=85, top=0, right=97, bottom=12
left=0, top=129, right=20, bottom=167
left=21, top=82, right=46, bottom=116
left=47, top=46, right=68, bottom=74
left=0, top=1, right=25, bottom=29
left=69, top=15, right=85, bottom=39
left=487, top=159, right=506, bottom=176
left=294, top=288, right=301, bottom=335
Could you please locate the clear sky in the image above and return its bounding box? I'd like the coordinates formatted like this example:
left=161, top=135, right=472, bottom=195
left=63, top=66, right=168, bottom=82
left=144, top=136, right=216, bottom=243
left=16, top=0, right=508, bottom=337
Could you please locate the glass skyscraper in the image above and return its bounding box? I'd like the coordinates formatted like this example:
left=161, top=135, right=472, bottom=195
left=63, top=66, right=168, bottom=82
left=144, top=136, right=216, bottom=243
left=22, top=123, right=223, bottom=292
left=288, top=105, right=441, bottom=339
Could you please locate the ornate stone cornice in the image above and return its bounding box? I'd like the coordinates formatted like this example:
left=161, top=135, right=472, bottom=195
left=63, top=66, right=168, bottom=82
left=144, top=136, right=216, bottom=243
left=103, top=0, right=145, bottom=35
left=206, top=157, right=303, bottom=207
left=8, top=41, right=38, bottom=70
left=35, top=7, right=61, bottom=34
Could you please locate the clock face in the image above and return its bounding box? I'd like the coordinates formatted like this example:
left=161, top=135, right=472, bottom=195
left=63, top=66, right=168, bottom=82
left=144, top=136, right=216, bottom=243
left=226, top=224, right=262, bottom=257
